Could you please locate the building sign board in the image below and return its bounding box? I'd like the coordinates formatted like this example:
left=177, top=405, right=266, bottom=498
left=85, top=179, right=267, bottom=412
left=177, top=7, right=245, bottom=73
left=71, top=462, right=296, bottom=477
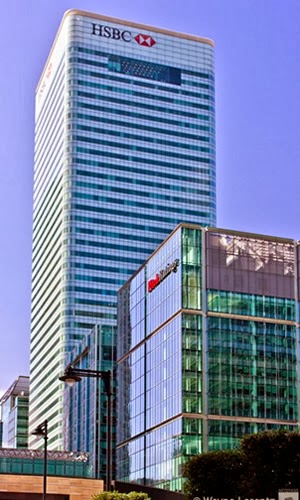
left=148, top=259, right=180, bottom=293
left=91, top=23, right=156, bottom=47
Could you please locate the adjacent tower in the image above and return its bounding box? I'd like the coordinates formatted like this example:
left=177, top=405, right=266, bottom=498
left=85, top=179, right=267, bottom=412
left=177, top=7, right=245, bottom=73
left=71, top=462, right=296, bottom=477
left=29, top=9, right=216, bottom=449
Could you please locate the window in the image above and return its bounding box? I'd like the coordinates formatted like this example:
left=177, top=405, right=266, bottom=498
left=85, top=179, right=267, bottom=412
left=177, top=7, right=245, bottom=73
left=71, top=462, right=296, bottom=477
left=108, top=55, right=181, bottom=85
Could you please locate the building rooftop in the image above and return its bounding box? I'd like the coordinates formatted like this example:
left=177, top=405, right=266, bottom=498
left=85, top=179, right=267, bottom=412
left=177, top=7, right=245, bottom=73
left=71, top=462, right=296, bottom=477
left=0, top=376, right=29, bottom=405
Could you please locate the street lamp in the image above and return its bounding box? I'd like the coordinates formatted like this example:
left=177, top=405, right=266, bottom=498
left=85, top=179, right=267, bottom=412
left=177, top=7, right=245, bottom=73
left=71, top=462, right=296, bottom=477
left=32, top=419, right=48, bottom=500
left=59, top=365, right=112, bottom=491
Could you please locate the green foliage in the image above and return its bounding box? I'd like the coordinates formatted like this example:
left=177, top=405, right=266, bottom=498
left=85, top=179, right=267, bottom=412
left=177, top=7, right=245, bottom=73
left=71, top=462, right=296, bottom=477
left=239, top=429, right=300, bottom=497
left=183, top=429, right=300, bottom=499
left=92, top=491, right=150, bottom=500
left=183, top=449, right=242, bottom=499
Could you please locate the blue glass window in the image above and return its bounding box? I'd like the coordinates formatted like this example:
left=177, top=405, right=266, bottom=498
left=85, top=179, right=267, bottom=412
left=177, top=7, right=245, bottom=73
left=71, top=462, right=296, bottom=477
left=108, top=55, right=181, bottom=85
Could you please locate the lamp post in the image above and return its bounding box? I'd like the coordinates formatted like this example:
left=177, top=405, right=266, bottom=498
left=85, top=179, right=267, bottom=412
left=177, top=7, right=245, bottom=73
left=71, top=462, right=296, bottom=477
left=32, top=419, right=48, bottom=500
left=59, top=365, right=112, bottom=491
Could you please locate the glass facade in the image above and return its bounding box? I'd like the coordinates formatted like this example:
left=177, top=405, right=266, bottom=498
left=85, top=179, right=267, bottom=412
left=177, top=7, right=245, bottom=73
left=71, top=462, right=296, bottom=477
left=116, top=224, right=300, bottom=492
left=63, top=324, right=116, bottom=479
left=29, top=9, right=216, bottom=472
left=0, top=377, right=30, bottom=449
left=0, top=448, right=91, bottom=478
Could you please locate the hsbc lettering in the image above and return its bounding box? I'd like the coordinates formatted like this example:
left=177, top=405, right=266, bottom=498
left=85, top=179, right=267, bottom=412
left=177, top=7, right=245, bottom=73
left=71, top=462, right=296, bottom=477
left=91, top=23, right=157, bottom=47
left=92, top=23, right=132, bottom=42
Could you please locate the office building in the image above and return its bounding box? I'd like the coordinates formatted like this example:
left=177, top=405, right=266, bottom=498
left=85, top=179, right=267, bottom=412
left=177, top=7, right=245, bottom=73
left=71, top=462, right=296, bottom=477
left=0, top=376, right=29, bottom=448
left=117, top=223, right=299, bottom=491
left=29, top=7, right=216, bottom=457
left=63, top=324, right=115, bottom=479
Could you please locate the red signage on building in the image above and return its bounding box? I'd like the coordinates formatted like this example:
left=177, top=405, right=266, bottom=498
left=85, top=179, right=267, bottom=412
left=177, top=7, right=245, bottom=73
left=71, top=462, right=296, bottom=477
left=148, top=259, right=180, bottom=293
left=134, top=34, right=156, bottom=47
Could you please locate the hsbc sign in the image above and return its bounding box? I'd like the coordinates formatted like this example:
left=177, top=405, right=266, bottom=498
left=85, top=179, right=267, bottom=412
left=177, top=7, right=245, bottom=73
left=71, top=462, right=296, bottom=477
left=134, top=34, right=156, bottom=47
left=91, top=23, right=156, bottom=47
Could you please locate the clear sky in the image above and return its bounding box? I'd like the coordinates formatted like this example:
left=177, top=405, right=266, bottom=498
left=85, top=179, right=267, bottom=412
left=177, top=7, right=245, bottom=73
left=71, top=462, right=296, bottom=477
left=1, top=0, right=300, bottom=394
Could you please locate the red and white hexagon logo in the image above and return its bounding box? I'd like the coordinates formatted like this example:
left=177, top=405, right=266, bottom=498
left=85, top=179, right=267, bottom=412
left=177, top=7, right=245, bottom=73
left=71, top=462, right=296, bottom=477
left=134, top=34, right=156, bottom=47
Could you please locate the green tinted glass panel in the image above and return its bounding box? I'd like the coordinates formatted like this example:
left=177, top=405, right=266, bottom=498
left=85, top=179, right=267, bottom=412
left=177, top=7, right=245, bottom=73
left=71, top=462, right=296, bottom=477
left=207, top=290, right=295, bottom=321
left=182, top=228, right=202, bottom=309
left=207, top=317, right=297, bottom=420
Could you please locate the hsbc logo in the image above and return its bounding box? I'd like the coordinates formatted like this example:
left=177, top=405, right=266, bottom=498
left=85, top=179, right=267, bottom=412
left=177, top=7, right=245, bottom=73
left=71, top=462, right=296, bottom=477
left=134, top=34, right=156, bottom=47
left=91, top=23, right=156, bottom=47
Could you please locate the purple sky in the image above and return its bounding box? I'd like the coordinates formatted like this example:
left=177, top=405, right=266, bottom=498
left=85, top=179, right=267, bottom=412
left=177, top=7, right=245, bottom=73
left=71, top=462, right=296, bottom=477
left=1, top=0, right=300, bottom=394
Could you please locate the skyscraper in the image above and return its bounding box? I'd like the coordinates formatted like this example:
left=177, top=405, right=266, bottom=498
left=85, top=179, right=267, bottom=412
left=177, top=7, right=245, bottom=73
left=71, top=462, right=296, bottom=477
left=29, top=9, right=216, bottom=450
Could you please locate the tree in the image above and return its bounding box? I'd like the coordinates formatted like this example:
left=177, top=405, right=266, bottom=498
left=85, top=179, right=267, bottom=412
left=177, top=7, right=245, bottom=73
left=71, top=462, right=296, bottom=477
left=183, top=449, right=243, bottom=499
left=239, top=429, right=300, bottom=497
left=183, top=429, right=300, bottom=499
left=92, top=492, right=150, bottom=500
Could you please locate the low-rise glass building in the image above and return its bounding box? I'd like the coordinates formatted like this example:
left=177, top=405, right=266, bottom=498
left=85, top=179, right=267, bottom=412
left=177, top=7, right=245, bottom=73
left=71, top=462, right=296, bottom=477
left=0, top=448, right=102, bottom=500
left=116, top=223, right=299, bottom=492
left=0, top=448, right=90, bottom=477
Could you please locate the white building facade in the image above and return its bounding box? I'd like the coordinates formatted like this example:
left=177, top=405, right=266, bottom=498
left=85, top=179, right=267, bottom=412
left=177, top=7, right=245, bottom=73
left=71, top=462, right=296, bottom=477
left=29, top=9, right=216, bottom=450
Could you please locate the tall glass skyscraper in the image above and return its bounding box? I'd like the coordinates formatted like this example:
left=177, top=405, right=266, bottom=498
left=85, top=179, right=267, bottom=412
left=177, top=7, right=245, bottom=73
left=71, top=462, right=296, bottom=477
left=29, top=9, right=216, bottom=450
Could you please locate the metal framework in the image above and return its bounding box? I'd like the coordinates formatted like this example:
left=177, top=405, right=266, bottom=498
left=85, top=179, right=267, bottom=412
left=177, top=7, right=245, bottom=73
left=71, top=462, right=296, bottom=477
left=0, top=448, right=88, bottom=461
left=0, top=376, right=29, bottom=405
